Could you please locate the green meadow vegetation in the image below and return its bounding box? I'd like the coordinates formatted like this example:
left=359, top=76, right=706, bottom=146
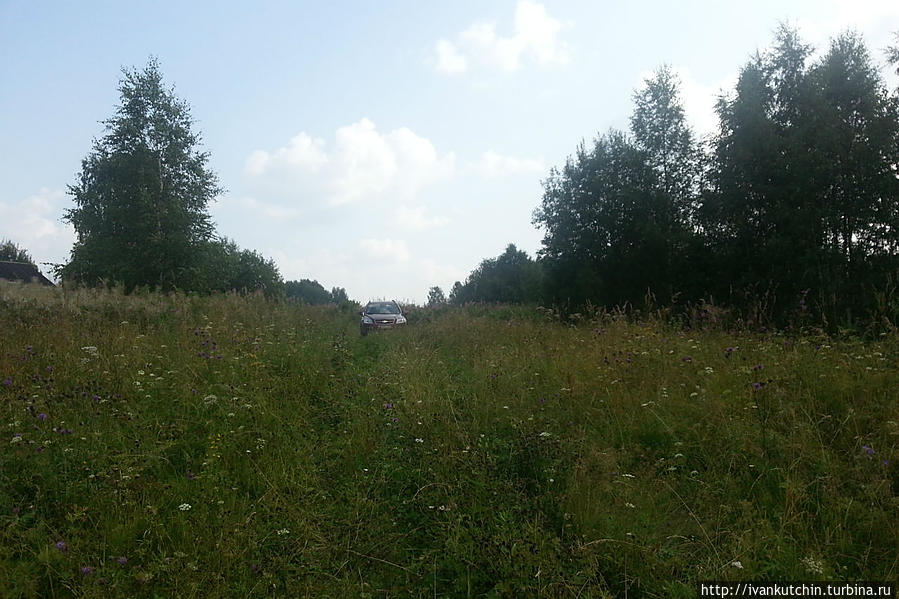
left=1, top=284, right=897, bottom=597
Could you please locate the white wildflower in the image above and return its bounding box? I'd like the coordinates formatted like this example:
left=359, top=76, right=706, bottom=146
left=801, top=556, right=824, bottom=575
left=178, top=503, right=191, bottom=511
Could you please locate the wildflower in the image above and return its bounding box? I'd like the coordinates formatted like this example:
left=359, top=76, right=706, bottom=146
left=250, top=564, right=260, bottom=573
left=731, top=561, right=743, bottom=569
left=178, top=503, right=191, bottom=511
left=1, top=377, right=10, bottom=386
left=625, top=502, right=636, bottom=509
left=37, top=413, right=48, bottom=421
left=801, top=556, right=824, bottom=575
left=861, top=445, right=874, bottom=456
left=753, top=364, right=763, bottom=371
left=56, top=541, right=68, bottom=552
left=11, top=434, right=22, bottom=444
left=117, top=556, right=127, bottom=565
left=752, top=382, right=763, bottom=390
left=415, top=438, right=424, bottom=443
left=276, top=528, right=290, bottom=536
left=539, top=432, right=552, bottom=438
left=186, top=471, right=196, bottom=480
left=80, top=566, right=94, bottom=576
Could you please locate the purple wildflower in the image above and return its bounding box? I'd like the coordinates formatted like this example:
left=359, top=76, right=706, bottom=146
left=1, top=377, right=10, bottom=386
left=681, top=356, right=692, bottom=363
left=45, top=365, right=52, bottom=372
left=117, top=556, right=128, bottom=566
left=250, top=563, right=261, bottom=574
left=861, top=445, right=875, bottom=456
left=187, top=470, right=196, bottom=480
left=56, top=541, right=68, bottom=552
left=752, top=382, right=763, bottom=390
left=12, top=507, right=20, bottom=515
left=753, top=364, right=763, bottom=371
left=37, top=413, right=48, bottom=421
left=80, top=566, right=93, bottom=576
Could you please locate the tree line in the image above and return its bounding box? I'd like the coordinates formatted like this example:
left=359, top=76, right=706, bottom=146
left=11, top=26, right=899, bottom=327
left=440, top=27, right=899, bottom=328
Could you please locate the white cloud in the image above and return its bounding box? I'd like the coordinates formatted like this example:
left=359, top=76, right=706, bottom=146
left=0, top=188, right=74, bottom=270
left=419, top=258, right=466, bottom=287
left=358, top=238, right=411, bottom=263
left=435, top=39, right=468, bottom=74
left=245, top=118, right=455, bottom=206
left=229, top=195, right=304, bottom=220
left=435, top=1, right=571, bottom=74
left=396, top=205, right=450, bottom=231
left=245, top=132, right=328, bottom=175
left=475, top=150, right=545, bottom=177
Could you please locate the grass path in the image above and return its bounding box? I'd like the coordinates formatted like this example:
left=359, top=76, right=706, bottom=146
left=1, top=286, right=897, bottom=597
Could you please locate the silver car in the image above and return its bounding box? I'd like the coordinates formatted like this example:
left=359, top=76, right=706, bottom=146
left=360, top=300, right=407, bottom=336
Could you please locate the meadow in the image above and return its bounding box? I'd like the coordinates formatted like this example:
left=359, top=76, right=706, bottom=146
left=1, top=283, right=897, bottom=598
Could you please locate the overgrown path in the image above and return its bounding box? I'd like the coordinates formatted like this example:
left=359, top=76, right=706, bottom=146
left=1, top=288, right=897, bottom=597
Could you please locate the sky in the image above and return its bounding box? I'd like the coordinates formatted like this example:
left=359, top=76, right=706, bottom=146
left=2, top=1, right=897, bottom=303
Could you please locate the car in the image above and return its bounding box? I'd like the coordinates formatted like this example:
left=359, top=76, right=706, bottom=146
left=360, top=300, right=407, bottom=336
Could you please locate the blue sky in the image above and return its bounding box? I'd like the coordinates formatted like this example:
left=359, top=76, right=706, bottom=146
left=2, top=1, right=897, bottom=303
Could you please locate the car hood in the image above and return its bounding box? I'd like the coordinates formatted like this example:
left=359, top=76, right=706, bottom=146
left=363, top=313, right=400, bottom=318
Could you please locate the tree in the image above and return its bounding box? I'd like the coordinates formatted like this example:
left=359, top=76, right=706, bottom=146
left=60, top=58, right=221, bottom=291
left=702, top=26, right=899, bottom=322
left=448, top=281, right=464, bottom=304
left=0, top=239, right=34, bottom=264
left=534, top=67, right=702, bottom=309
left=887, top=32, right=899, bottom=80
left=427, top=286, right=446, bottom=306
left=451, top=244, right=543, bottom=304
left=193, top=237, right=283, bottom=297
left=285, top=279, right=332, bottom=304
left=330, top=287, right=350, bottom=304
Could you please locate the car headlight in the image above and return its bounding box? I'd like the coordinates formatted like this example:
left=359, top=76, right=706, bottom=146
left=362, top=316, right=373, bottom=324
left=396, top=316, right=406, bottom=324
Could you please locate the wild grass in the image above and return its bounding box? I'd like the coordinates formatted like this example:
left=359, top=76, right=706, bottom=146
left=1, top=282, right=897, bottom=597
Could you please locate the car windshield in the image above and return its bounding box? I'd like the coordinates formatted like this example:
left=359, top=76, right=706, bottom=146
left=365, top=302, right=400, bottom=314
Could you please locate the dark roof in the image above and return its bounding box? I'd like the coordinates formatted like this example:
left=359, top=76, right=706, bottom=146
left=0, top=261, right=55, bottom=286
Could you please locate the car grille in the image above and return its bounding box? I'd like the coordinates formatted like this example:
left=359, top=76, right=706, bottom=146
left=376, top=319, right=395, bottom=324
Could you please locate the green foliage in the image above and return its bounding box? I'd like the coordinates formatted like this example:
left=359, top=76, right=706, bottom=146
left=0, top=239, right=34, bottom=265
left=60, top=58, right=221, bottom=292
left=192, top=237, right=283, bottom=298
left=1, top=286, right=897, bottom=596
left=535, top=67, right=701, bottom=310
left=450, top=243, right=543, bottom=304
left=285, top=278, right=331, bottom=304
left=329, top=286, right=349, bottom=305
left=535, top=26, right=899, bottom=328
left=704, top=26, right=899, bottom=325
left=426, top=285, right=446, bottom=306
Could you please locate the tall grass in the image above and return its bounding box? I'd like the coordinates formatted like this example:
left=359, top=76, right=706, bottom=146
left=1, top=283, right=896, bottom=597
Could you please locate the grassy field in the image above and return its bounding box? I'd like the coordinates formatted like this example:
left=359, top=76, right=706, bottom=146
left=1, top=283, right=897, bottom=598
